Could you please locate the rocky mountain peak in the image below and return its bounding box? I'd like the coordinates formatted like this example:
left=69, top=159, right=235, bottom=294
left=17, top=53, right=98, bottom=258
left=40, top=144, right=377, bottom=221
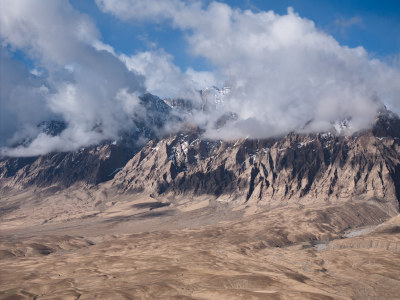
left=37, top=120, right=67, bottom=137
left=1, top=104, right=399, bottom=215
left=111, top=115, right=400, bottom=212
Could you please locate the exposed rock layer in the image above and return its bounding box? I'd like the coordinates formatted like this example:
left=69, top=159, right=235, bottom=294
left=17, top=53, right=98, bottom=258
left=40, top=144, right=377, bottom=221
left=1, top=114, right=400, bottom=213
left=0, top=144, right=133, bottom=187
left=113, top=115, right=400, bottom=213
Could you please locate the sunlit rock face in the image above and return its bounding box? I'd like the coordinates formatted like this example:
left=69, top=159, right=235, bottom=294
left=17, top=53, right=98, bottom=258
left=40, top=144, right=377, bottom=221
left=1, top=109, right=400, bottom=215
left=109, top=111, right=400, bottom=213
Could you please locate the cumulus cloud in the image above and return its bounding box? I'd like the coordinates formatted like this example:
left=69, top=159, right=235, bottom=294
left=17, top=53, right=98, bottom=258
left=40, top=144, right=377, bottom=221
left=97, top=0, right=400, bottom=139
left=0, top=0, right=99, bottom=65
left=121, top=50, right=217, bottom=99
left=1, top=0, right=400, bottom=157
left=0, top=49, right=53, bottom=146
left=0, top=0, right=145, bottom=156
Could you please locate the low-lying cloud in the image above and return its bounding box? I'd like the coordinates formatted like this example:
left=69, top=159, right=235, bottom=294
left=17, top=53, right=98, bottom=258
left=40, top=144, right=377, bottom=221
left=0, top=0, right=145, bottom=156
left=121, top=50, right=217, bottom=100
left=97, top=0, right=400, bottom=139
left=1, top=0, right=399, bottom=157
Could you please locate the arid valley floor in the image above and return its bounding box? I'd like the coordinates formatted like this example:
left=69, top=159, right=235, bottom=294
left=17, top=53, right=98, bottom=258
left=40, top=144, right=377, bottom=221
left=1, top=182, right=400, bottom=300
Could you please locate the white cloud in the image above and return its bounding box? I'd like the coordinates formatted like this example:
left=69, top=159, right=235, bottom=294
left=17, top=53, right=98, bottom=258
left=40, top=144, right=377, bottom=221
left=1, top=0, right=399, bottom=157
left=121, top=50, right=217, bottom=99
left=95, top=0, right=185, bottom=22
left=0, top=0, right=146, bottom=156
left=0, top=0, right=99, bottom=65
left=0, top=49, right=53, bottom=145
left=97, top=0, right=400, bottom=139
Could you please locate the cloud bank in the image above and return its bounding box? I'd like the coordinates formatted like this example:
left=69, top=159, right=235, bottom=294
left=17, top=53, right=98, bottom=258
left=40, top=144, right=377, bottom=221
left=0, top=0, right=146, bottom=156
left=97, top=0, right=400, bottom=139
left=121, top=50, right=217, bottom=100
left=1, top=0, right=399, bottom=156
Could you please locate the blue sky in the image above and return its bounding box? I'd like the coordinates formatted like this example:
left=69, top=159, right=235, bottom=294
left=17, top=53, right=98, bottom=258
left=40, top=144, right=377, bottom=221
left=70, top=0, right=400, bottom=71
left=1, top=0, right=400, bottom=155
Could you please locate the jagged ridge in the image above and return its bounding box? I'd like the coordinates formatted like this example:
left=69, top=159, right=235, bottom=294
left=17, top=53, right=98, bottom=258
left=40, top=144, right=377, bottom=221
left=112, top=115, right=400, bottom=212
left=1, top=108, right=400, bottom=215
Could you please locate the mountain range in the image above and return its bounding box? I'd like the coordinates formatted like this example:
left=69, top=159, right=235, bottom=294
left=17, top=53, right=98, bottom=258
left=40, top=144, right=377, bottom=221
left=1, top=93, right=399, bottom=213
left=1, top=92, right=400, bottom=299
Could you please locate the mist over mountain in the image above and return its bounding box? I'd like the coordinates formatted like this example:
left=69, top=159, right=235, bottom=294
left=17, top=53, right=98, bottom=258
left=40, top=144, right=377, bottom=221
left=1, top=100, right=400, bottom=214
left=1, top=0, right=400, bottom=158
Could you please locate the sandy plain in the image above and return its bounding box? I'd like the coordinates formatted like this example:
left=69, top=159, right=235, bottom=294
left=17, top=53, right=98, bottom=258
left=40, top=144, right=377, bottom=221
left=1, top=183, right=400, bottom=299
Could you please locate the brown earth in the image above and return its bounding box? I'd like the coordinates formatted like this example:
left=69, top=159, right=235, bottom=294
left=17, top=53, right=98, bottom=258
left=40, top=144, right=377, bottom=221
left=1, top=113, right=399, bottom=299
left=1, top=183, right=400, bottom=299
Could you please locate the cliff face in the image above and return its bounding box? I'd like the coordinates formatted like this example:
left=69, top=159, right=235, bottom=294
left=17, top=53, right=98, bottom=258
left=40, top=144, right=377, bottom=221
left=112, top=116, right=400, bottom=212
left=1, top=113, right=399, bottom=213
left=0, top=144, right=133, bottom=188
left=0, top=93, right=172, bottom=188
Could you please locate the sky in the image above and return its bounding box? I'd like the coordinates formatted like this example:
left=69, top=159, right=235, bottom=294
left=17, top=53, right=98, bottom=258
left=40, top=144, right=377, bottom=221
left=71, top=0, right=400, bottom=70
left=0, top=0, right=399, bottom=156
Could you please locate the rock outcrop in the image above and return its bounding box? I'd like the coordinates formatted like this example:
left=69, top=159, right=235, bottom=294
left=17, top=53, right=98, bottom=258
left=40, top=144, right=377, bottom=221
left=0, top=143, right=134, bottom=188
left=112, top=114, right=400, bottom=212
left=0, top=93, right=172, bottom=188
left=1, top=111, right=399, bottom=214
